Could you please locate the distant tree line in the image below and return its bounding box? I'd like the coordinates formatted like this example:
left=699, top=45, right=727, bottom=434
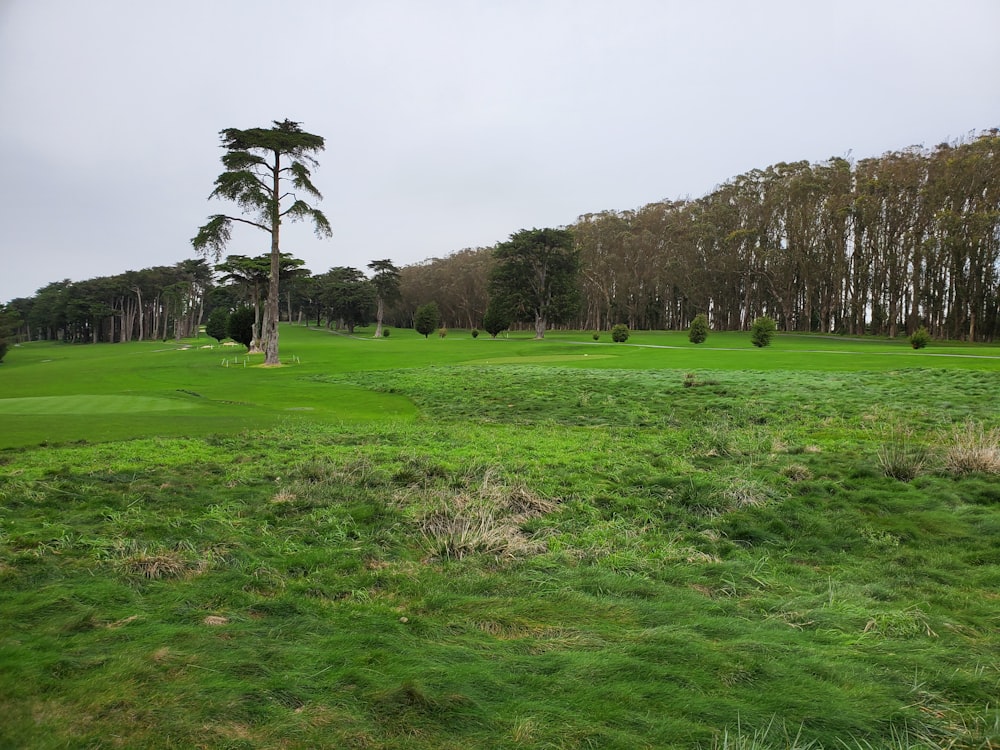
left=6, top=130, right=998, bottom=345
left=392, top=131, right=1000, bottom=341
left=4, top=256, right=401, bottom=347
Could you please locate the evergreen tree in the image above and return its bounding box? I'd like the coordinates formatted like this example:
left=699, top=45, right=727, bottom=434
left=414, top=302, right=440, bottom=338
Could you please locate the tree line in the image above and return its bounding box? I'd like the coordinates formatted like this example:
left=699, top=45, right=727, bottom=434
left=394, top=130, right=1000, bottom=341
left=5, top=129, right=998, bottom=355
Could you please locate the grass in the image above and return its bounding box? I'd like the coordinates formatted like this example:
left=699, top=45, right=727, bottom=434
left=1, top=325, right=999, bottom=748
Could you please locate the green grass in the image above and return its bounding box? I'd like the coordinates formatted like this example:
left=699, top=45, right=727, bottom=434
left=1, top=325, right=999, bottom=748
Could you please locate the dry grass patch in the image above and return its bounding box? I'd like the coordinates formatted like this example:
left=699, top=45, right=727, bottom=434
left=111, top=540, right=209, bottom=581
left=941, top=420, right=1000, bottom=475
left=411, top=467, right=557, bottom=561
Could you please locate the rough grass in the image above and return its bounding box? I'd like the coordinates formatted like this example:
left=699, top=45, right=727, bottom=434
left=941, top=420, right=1000, bottom=475
left=1, top=327, right=999, bottom=748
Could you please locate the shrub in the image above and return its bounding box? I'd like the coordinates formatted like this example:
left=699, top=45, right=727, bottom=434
left=910, top=326, right=931, bottom=349
left=226, top=306, right=255, bottom=350
left=471, top=328, right=479, bottom=338
left=592, top=332, right=600, bottom=341
left=205, top=307, right=230, bottom=343
left=611, top=324, right=630, bottom=343
left=750, top=316, right=777, bottom=348
left=688, top=313, right=709, bottom=344
left=941, top=420, right=1000, bottom=475
left=414, top=302, right=440, bottom=338
left=482, top=301, right=512, bottom=339
left=382, top=328, right=391, bottom=338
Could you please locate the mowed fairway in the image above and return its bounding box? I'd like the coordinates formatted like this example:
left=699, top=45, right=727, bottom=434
left=1, top=326, right=999, bottom=749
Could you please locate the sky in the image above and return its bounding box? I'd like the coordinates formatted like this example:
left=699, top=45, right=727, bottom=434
left=1, top=0, right=998, bottom=303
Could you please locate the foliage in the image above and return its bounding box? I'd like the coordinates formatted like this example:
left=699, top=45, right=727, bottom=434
left=382, top=327, right=391, bottom=338
left=0, top=303, right=19, bottom=362
left=226, top=306, right=255, bottom=349
left=192, top=119, right=331, bottom=365
left=751, top=316, right=777, bottom=347
left=689, top=313, right=710, bottom=343
left=471, top=328, right=479, bottom=338
left=482, top=299, right=512, bottom=338
left=592, top=331, right=600, bottom=340
left=204, top=307, right=230, bottom=342
left=910, top=326, right=931, bottom=349
left=611, top=323, right=630, bottom=342
left=414, top=302, right=440, bottom=338
left=316, top=266, right=376, bottom=333
left=489, top=227, right=580, bottom=339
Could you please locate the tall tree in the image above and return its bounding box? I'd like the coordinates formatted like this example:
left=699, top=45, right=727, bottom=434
left=489, top=228, right=580, bottom=339
left=367, top=259, right=401, bottom=338
left=192, top=119, right=331, bottom=365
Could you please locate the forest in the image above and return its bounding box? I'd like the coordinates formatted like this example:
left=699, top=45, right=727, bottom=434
left=4, top=130, right=999, bottom=344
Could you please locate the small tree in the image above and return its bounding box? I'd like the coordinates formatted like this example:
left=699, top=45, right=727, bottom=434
left=227, top=306, right=255, bottom=350
left=482, top=299, right=512, bottom=339
left=689, top=313, right=709, bottom=344
left=750, top=315, right=777, bottom=347
left=414, top=302, right=440, bottom=338
left=611, top=323, right=630, bottom=343
left=910, top=326, right=931, bottom=349
left=205, top=307, right=230, bottom=343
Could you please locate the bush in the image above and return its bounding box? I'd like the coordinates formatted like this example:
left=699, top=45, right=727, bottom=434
left=592, top=332, right=600, bottom=341
left=205, top=307, right=230, bottom=343
left=471, top=328, right=479, bottom=338
left=611, top=324, right=630, bottom=343
left=910, top=326, right=931, bottom=349
left=414, top=302, right=440, bottom=338
left=750, top=316, right=777, bottom=348
left=482, top=301, right=512, bottom=339
left=382, top=328, right=391, bottom=338
left=688, top=313, right=709, bottom=344
left=226, top=306, right=255, bottom=350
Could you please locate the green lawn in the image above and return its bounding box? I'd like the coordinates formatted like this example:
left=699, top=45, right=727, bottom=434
left=1, top=326, right=998, bottom=748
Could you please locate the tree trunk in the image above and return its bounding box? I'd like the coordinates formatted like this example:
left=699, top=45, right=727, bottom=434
left=374, top=297, right=385, bottom=337
left=263, top=150, right=282, bottom=365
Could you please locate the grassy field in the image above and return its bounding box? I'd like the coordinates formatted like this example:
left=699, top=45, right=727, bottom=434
left=1, top=325, right=999, bottom=748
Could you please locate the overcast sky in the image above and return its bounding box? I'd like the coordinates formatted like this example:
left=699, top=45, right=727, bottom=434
left=1, top=0, right=998, bottom=303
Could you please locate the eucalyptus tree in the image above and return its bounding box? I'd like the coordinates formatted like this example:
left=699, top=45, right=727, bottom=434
left=192, top=119, right=331, bottom=365
left=367, top=259, right=401, bottom=337
left=489, top=227, right=580, bottom=339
